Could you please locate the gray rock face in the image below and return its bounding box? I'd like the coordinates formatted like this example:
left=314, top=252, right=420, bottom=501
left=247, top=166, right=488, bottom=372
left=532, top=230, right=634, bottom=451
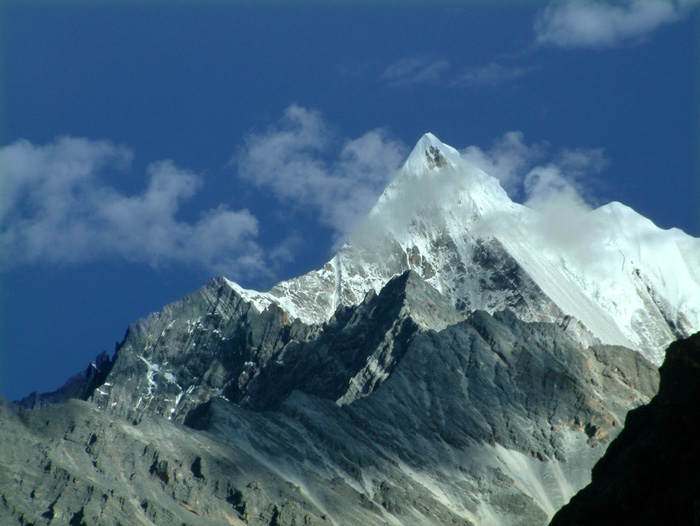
left=549, top=331, right=700, bottom=526
left=89, top=276, right=315, bottom=423
left=17, top=350, right=112, bottom=410
left=0, top=271, right=658, bottom=526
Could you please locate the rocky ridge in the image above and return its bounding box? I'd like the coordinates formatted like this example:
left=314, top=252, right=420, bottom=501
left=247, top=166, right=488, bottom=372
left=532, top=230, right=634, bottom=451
left=2, top=271, right=658, bottom=525
left=549, top=331, right=700, bottom=526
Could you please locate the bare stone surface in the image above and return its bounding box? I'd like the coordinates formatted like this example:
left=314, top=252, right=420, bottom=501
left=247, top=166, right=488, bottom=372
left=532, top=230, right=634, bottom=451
left=0, top=272, right=659, bottom=525
left=549, top=332, right=700, bottom=526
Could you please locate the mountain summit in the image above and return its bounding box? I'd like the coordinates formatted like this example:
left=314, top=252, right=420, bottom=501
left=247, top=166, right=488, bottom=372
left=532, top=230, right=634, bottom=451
left=400, top=132, right=461, bottom=173
left=231, top=134, right=700, bottom=364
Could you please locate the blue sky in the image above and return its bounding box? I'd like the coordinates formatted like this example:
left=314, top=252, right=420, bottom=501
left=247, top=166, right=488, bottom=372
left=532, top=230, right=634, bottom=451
left=1, top=1, right=698, bottom=401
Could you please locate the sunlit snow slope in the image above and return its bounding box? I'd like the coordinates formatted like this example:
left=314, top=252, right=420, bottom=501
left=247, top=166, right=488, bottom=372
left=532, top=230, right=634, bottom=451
left=228, top=133, right=700, bottom=364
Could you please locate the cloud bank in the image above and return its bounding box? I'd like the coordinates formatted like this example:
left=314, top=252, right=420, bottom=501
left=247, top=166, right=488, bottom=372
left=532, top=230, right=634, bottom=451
left=534, top=0, right=695, bottom=49
left=233, top=105, right=408, bottom=243
left=0, top=137, right=264, bottom=278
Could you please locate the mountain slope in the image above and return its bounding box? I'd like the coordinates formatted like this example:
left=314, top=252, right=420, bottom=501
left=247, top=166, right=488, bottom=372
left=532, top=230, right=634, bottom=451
left=2, top=272, right=658, bottom=526
left=549, top=331, right=700, bottom=526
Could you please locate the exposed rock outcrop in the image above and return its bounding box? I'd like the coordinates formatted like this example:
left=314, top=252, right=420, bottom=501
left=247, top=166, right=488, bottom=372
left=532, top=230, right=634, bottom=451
left=549, top=332, right=700, bottom=526
left=0, top=272, right=659, bottom=526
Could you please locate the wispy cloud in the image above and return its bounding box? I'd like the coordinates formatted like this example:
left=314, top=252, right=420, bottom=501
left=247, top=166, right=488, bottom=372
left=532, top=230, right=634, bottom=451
left=461, top=131, right=609, bottom=206
left=534, top=0, right=695, bottom=49
left=464, top=132, right=615, bottom=271
left=381, top=56, right=530, bottom=88
left=523, top=147, right=609, bottom=206
left=450, top=62, right=530, bottom=87
left=461, top=131, right=546, bottom=195
left=233, top=105, right=408, bottom=243
left=0, top=120, right=615, bottom=282
left=381, top=56, right=451, bottom=87
left=0, top=137, right=265, bottom=279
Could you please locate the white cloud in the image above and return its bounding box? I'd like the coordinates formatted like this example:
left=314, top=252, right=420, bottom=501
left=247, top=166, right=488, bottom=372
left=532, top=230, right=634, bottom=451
left=524, top=164, right=586, bottom=207
left=465, top=133, right=615, bottom=271
left=461, top=131, right=608, bottom=206
left=381, top=56, right=529, bottom=88
left=519, top=152, right=614, bottom=273
left=461, top=131, right=546, bottom=194
left=1, top=126, right=616, bottom=284
left=233, top=105, right=408, bottom=243
left=534, top=0, right=695, bottom=49
left=0, top=137, right=265, bottom=279
left=524, top=147, right=609, bottom=206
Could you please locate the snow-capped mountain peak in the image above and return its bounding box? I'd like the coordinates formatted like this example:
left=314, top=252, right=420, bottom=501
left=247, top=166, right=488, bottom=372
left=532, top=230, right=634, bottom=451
left=400, top=132, right=461, bottom=174
left=8, top=135, right=694, bottom=526
left=227, top=134, right=700, bottom=364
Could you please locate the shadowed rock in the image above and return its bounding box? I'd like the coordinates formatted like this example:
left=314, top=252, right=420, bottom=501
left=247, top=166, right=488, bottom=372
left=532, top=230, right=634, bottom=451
left=549, top=332, right=700, bottom=526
